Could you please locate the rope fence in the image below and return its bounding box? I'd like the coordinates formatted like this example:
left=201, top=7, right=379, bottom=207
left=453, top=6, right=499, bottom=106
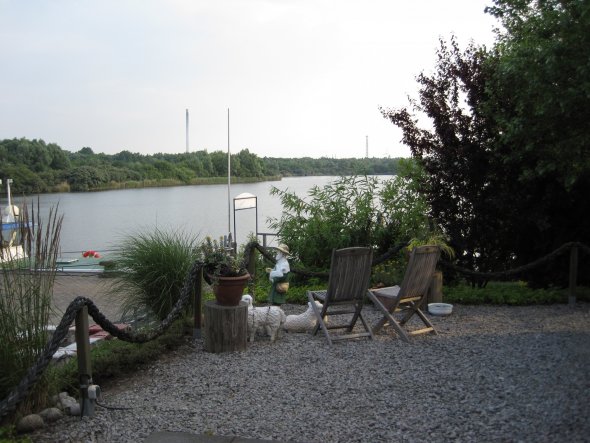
left=1, top=240, right=587, bottom=420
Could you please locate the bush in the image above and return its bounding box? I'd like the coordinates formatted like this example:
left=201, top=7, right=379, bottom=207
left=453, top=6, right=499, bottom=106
left=443, top=281, right=590, bottom=305
left=109, top=229, right=199, bottom=320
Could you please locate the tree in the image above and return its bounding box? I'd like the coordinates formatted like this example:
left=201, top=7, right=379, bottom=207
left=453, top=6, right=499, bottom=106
left=382, top=37, right=512, bottom=281
left=482, top=0, right=590, bottom=285
left=381, top=0, right=590, bottom=287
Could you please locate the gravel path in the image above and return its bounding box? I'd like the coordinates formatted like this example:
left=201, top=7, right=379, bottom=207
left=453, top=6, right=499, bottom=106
left=51, top=274, right=124, bottom=325
left=33, top=303, right=590, bottom=443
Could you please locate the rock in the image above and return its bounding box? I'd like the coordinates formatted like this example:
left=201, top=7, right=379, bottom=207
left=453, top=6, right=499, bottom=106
left=64, top=403, right=81, bottom=416
left=39, top=407, right=63, bottom=423
left=16, top=414, right=45, bottom=433
left=58, top=391, right=80, bottom=415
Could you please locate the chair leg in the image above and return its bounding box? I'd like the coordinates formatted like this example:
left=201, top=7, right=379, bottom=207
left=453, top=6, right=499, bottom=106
left=348, top=301, right=363, bottom=332
left=307, top=292, right=332, bottom=346
left=358, top=312, right=374, bottom=340
left=367, top=291, right=410, bottom=343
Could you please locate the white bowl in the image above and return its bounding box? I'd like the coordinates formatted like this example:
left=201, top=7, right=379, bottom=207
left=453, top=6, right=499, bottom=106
left=428, top=303, right=453, bottom=316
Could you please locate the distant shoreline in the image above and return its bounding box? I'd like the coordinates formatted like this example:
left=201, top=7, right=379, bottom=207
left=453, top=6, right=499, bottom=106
left=48, top=175, right=284, bottom=194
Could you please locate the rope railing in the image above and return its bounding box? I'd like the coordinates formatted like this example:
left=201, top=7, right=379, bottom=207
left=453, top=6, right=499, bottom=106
left=439, top=242, right=588, bottom=279
left=242, top=240, right=409, bottom=278
left=0, top=261, right=203, bottom=420
left=2, top=240, right=587, bottom=420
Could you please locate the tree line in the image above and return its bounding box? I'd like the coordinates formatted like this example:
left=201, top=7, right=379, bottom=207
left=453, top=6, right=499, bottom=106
left=0, top=138, right=401, bottom=193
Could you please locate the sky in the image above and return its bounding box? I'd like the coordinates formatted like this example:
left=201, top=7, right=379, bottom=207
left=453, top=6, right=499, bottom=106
left=0, top=0, right=498, bottom=159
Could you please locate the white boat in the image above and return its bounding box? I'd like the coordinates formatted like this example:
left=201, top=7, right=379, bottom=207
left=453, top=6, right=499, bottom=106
left=1, top=179, right=27, bottom=262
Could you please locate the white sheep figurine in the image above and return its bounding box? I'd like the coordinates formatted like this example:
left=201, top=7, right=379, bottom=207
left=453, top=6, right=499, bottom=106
left=284, top=300, right=326, bottom=333
left=241, top=294, right=286, bottom=343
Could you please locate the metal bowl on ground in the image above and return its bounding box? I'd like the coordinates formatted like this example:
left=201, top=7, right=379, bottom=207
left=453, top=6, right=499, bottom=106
left=428, top=303, right=453, bottom=316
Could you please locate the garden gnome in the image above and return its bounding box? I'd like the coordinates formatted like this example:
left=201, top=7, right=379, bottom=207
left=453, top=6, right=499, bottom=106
left=267, top=244, right=291, bottom=305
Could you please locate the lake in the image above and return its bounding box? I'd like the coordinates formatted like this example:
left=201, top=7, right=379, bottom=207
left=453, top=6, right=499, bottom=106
left=2, top=176, right=364, bottom=255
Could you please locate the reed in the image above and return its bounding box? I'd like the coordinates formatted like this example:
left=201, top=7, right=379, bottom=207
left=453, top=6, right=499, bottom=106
left=0, top=199, right=63, bottom=419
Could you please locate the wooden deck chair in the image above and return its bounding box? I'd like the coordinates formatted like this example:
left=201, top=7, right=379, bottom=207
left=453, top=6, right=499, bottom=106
left=367, top=245, right=441, bottom=342
left=308, top=247, right=374, bottom=346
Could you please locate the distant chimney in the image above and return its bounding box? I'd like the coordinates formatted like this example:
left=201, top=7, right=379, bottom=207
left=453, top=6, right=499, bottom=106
left=186, top=109, right=189, bottom=153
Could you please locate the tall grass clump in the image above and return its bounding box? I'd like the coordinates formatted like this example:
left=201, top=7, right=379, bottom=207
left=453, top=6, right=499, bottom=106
left=110, top=229, right=200, bottom=321
left=0, top=200, right=62, bottom=419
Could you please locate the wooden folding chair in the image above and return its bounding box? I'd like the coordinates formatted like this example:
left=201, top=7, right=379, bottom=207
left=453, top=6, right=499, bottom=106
left=308, top=247, right=374, bottom=346
left=367, top=245, right=441, bottom=342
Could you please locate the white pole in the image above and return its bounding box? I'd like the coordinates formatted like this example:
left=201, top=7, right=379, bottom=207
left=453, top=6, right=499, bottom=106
left=7, top=179, right=12, bottom=208
left=186, top=109, right=189, bottom=153
left=227, top=108, right=231, bottom=234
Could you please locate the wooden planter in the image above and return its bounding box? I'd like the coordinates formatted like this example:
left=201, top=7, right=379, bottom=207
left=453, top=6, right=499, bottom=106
left=210, top=273, right=250, bottom=306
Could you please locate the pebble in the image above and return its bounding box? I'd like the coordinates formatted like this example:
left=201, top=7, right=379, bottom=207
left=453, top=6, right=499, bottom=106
left=30, top=303, right=590, bottom=443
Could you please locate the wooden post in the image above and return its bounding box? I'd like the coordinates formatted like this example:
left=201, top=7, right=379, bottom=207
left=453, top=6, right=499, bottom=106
left=204, top=300, right=248, bottom=353
left=194, top=266, right=203, bottom=339
left=569, top=244, right=578, bottom=307
left=427, top=271, right=443, bottom=305
left=75, top=306, right=94, bottom=417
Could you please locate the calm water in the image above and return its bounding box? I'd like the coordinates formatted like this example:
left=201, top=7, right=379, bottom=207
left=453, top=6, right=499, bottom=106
left=3, top=176, right=351, bottom=254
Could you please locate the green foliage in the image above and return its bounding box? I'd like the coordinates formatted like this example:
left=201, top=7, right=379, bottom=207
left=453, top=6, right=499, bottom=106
left=443, top=281, right=589, bottom=305
left=195, top=236, right=248, bottom=278
left=249, top=261, right=325, bottom=305
left=0, top=425, right=31, bottom=442
left=371, top=258, right=406, bottom=288
left=109, top=229, right=199, bottom=320
left=382, top=3, right=590, bottom=287
left=0, top=201, right=62, bottom=420
left=269, top=173, right=431, bottom=270
left=53, top=316, right=190, bottom=389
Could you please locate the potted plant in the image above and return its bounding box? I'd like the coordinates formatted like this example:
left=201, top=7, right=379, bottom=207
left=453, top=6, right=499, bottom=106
left=196, top=236, right=250, bottom=306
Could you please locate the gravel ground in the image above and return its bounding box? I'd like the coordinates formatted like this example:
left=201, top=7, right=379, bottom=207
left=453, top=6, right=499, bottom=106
left=31, top=302, right=590, bottom=443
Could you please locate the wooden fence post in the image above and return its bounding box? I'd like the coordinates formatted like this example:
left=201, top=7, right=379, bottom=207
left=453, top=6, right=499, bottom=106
left=194, top=266, right=203, bottom=339
left=75, top=306, right=94, bottom=417
left=569, top=244, right=578, bottom=307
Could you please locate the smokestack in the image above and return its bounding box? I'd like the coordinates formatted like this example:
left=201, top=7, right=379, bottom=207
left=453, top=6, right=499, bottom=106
left=186, top=109, right=189, bottom=153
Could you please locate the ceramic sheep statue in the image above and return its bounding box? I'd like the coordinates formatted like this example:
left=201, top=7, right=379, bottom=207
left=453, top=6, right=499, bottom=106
left=284, top=300, right=326, bottom=332
left=241, top=294, right=286, bottom=343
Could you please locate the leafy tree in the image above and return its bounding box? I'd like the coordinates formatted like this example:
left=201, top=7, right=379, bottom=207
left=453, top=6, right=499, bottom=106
left=381, top=37, right=511, bottom=281
left=482, top=0, right=590, bottom=285
left=381, top=0, right=590, bottom=287
left=68, top=166, right=108, bottom=191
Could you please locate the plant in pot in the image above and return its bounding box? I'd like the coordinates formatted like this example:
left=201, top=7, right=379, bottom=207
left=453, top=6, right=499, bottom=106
left=196, top=236, right=250, bottom=306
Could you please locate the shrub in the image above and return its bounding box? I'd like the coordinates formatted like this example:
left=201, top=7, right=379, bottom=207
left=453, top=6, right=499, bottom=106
left=109, top=229, right=199, bottom=320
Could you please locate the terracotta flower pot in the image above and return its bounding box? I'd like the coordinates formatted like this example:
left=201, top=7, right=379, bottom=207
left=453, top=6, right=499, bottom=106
left=210, top=273, right=250, bottom=306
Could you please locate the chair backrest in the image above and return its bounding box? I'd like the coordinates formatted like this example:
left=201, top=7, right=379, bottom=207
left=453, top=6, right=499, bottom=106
left=325, top=247, right=373, bottom=303
left=397, top=245, right=441, bottom=300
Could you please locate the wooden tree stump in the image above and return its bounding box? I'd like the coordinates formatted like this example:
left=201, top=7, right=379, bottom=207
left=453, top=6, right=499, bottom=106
left=203, top=300, right=248, bottom=353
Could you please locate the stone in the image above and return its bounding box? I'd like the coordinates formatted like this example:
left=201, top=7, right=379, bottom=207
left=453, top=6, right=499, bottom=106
left=16, top=414, right=45, bottom=433
left=39, top=407, right=63, bottom=423
left=64, top=403, right=81, bottom=416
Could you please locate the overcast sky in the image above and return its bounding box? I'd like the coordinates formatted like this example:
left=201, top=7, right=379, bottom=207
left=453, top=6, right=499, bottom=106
left=0, top=0, right=497, bottom=159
